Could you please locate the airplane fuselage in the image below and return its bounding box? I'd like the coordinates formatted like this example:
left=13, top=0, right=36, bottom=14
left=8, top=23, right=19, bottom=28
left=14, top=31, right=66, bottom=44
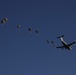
left=60, top=37, right=72, bottom=50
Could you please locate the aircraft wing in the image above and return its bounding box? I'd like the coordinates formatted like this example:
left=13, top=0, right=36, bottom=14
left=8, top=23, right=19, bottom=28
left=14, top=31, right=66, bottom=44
left=56, top=46, right=65, bottom=48
left=68, top=41, right=76, bottom=46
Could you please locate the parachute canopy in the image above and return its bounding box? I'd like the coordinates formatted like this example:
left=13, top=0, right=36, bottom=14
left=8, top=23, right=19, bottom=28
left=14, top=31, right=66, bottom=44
left=17, top=25, right=20, bottom=28
left=4, top=18, right=8, bottom=22
left=1, top=20, right=5, bottom=24
left=47, top=40, right=50, bottom=43
left=1, top=18, right=8, bottom=24
left=28, top=28, right=32, bottom=31
left=35, top=30, right=38, bottom=33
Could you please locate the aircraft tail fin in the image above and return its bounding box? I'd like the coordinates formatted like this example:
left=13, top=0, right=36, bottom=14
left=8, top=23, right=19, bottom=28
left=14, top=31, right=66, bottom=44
left=57, top=35, right=64, bottom=38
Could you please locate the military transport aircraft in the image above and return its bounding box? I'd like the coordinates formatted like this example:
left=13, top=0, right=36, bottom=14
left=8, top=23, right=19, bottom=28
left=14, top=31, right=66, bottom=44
left=52, top=35, right=76, bottom=50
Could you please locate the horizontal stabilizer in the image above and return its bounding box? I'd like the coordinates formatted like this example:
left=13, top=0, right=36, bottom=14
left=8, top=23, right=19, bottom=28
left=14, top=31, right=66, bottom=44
left=57, top=35, right=64, bottom=38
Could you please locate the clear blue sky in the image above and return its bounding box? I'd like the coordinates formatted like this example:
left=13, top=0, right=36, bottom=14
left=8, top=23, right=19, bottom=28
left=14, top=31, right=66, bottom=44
left=0, top=0, right=76, bottom=75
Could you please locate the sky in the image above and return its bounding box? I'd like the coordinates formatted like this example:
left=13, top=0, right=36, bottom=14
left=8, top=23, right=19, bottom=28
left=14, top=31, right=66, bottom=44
left=0, top=0, right=76, bottom=75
